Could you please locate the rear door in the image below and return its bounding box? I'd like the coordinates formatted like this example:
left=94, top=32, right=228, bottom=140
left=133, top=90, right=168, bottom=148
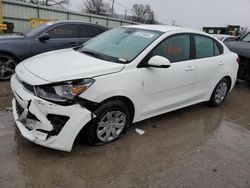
left=79, top=24, right=106, bottom=44
left=191, top=34, right=224, bottom=98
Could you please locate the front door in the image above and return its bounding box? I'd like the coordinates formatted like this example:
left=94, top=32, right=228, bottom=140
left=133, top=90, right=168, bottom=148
left=31, top=24, right=80, bottom=56
left=141, top=34, right=196, bottom=119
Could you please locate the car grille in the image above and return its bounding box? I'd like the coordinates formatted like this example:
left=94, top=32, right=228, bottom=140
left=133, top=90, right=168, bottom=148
left=16, top=75, right=35, bottom=94
left=16, top=100, right=24, bottom=116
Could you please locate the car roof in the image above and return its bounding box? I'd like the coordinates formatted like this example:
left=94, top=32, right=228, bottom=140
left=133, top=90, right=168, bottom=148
left=47, top=20, right=108, bottom=29
left=124, top=24, right=204, bottom=34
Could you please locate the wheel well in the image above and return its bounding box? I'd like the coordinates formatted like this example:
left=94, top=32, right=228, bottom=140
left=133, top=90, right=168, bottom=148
left=0, top=51, right=19, bottom=62
left=224, top=76, right=232, bottom=90
left=100, top=96, right=135, bottom=123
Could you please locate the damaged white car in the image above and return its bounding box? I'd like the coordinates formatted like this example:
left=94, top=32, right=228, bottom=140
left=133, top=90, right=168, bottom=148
left=11, top=25, right=238, bottom=151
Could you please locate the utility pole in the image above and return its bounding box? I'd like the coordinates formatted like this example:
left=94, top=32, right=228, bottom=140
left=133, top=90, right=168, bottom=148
left=111, top=0, right=114, bottom=17
left=172, top=20, right=176, bottom=26
left=125, top=10, right=127, bottom=20
left=0, top=0, right=2, bottom=24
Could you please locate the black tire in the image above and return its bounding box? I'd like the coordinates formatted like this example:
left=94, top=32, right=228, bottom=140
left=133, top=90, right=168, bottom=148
left=0, top=53, right=17, bottom=81
left=85, top=100, right=131, bottom=146
left=209, top=78, right=230, bottom=107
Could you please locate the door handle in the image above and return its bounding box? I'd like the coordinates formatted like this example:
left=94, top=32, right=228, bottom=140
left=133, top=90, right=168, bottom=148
left=185, top=66, right=194, bottom=71
left=218, top=61, right=224, bottom=65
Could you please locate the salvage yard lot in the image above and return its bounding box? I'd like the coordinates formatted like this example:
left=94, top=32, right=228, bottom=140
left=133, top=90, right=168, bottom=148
left=0, top=81, right=250, bottom=188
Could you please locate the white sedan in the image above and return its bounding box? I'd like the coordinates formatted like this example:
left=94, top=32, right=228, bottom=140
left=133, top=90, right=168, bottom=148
left=11, top=25, right=239, bottom=151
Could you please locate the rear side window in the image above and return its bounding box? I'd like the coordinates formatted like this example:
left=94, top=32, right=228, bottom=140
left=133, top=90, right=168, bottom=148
left=194, top=35, right=223, bottom=58
left=214, top=43, right=220, bottom=56
left=47, top=24, right=78, bottom=39
left=194, top=35, right=214, bottom=58
left=152, top=34, right=190, bottom=63
left=80, top=25, right=105, bottom=38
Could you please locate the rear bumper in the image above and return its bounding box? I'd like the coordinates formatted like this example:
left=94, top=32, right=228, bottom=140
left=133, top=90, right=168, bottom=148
left=11, top=75, right=94, bottom=152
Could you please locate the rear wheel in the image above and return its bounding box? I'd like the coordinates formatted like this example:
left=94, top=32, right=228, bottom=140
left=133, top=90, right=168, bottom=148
left=85, top=100, right=131, bottom=145
left=209, top=78, right=229, bottom=107
left=0, top=53, right=17, bottom=80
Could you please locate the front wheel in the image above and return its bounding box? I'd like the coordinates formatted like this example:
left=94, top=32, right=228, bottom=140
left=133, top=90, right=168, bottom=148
left=85, top=100, right=131, bottom=145
left=0, top=53, right=17, bottom=80
left=209, top=78, right=230, bottom=107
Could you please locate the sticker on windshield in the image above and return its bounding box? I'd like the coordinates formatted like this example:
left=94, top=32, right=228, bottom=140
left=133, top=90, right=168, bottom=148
left=134, top=32, right=155, bottom=39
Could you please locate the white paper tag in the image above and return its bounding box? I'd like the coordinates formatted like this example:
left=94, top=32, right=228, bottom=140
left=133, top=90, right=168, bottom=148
left=135, top=128, right=145, bottom=135
left=134, top=32, right=154, bottom=39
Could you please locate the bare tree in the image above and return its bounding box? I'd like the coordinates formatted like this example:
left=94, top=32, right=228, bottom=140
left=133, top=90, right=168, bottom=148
left=82, top=0, right=111, bottom=16
left=18, top=0, right=69, bottom=7
left=131, top=4, right=156, bottom=24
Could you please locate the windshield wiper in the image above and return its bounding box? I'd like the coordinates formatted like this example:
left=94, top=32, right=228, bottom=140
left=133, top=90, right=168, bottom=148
left=78, top=49, right=125, bottom=64
left=81, top=50, right=95, bottom=56
left=81, top=49, right=107, bottom=61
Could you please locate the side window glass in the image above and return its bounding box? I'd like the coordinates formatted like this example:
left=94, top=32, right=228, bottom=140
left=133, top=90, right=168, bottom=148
left=241, top=33, right=250, bottom=42
left=47, top=24, right=78, bottom=39
left=214, top=41, right=220, bottom=56
left=80, top=25, right=100, bottom=38
left=152, top=35, right=190, bottom=63
left=194, top=35, right=214, bottom=58
left=95, top=27, right=105, bottom=35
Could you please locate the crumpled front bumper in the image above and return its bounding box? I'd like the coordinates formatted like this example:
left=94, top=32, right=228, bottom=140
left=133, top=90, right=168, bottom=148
left=11, top=75, right=94, bottom=152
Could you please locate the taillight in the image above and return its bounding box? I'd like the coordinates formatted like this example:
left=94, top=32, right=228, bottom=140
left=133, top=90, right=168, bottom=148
left=236, top=57, right=240, bottom=64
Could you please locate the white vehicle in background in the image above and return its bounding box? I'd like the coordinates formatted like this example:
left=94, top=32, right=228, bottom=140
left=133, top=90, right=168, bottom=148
left=11, top=25, right=239, bottom=152
left=212, top=34, right=236, bottom=43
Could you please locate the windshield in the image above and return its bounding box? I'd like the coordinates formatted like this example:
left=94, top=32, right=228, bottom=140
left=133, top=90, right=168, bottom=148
left=241, top=32, right=250, bottom=42
left=81, top=27, right=162, bottom=63
left=24, top=22, right=54, bottom=37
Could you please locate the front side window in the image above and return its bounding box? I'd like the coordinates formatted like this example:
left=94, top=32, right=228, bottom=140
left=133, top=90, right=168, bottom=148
left=25, top=22, right=54, bottom=37
left=241, top=33, right=250, bottom=42
left=151, top=34, right=190, bottom=63
left=47, top=24, right=78, bottom=39
left=82, top=27, right=162, bottom=63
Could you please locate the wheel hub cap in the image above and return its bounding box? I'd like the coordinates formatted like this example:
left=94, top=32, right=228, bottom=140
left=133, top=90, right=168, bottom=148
left=215, top=82, right=228, bottom=104
left=0, top=56, right=16, bottom=80
left=97, top=110, right=126, bottom=142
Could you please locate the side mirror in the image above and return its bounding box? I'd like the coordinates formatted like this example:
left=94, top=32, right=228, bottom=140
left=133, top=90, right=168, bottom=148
left=38, top=33, right=50, bottom=41
left=147, top=55, right=171, bottom=68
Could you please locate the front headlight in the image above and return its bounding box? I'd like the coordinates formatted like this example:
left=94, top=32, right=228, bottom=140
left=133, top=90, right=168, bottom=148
left=35, top=78, right=95, bottom=102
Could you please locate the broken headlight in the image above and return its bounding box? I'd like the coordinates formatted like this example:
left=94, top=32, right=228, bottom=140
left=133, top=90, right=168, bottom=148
left=35, top=78, right=95, bottom=102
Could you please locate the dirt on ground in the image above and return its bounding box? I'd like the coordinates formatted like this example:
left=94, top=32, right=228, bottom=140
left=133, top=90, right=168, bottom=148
left=0, top=81, right=250, bottom=188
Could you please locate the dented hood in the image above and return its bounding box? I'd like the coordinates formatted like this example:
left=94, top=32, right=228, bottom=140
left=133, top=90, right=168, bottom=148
left=226, top=41, right=250, bottom=59
left=21, top=48, right=124, bottom=83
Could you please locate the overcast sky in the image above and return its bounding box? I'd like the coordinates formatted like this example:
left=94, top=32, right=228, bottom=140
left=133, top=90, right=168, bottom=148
left=67, top=0, right=250, bottom=30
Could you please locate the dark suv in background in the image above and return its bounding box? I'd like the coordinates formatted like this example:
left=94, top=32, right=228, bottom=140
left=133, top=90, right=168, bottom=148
left=0, top=21, right=107, bottom=80
left=226, top=32, right=250, bottom=82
